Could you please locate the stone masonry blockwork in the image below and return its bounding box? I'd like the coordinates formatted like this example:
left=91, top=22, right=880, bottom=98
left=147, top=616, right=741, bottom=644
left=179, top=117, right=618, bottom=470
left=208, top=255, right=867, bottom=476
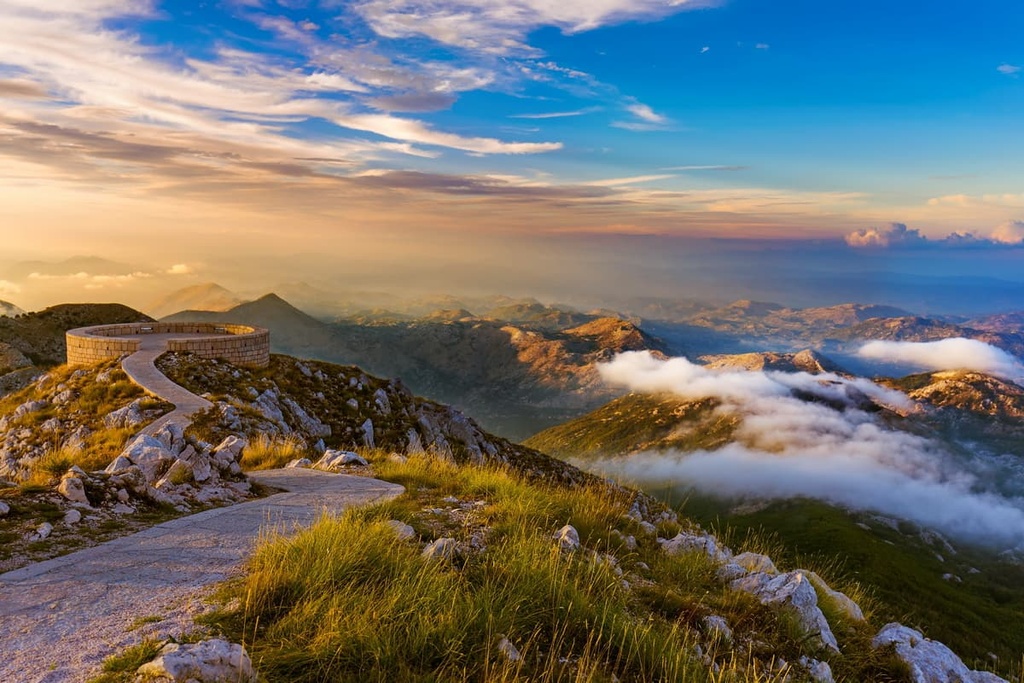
left=66, top=322, right=270, bottom=368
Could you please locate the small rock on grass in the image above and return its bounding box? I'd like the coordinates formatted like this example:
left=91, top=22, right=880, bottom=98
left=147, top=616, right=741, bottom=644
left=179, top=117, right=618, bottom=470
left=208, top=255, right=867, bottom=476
left=553, top=524, right=580, bottom=552
left=386, top=520, right=416, bottom=541
left=497, top=637, right=521, bottom=662
left=421, top=537, right=459, bottom=562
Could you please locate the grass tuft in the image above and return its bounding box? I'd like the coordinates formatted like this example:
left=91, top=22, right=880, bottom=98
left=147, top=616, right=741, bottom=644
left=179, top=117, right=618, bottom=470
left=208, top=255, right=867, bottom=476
left=240, top=434, right=310, bottom=471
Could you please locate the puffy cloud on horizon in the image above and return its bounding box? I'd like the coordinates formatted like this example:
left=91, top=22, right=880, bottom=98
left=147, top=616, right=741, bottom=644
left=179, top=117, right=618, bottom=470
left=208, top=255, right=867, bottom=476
left=858, top=338, right=1024, bottom=380
left=592, top=350, right=1024, bottom=548
left=844, top=222, right=927, bottom=247
left=991, top=220, right=1024, bottom=244
left=845, top=221, right=1024, bottom=249
left=27, top=270, right=154, bottom=290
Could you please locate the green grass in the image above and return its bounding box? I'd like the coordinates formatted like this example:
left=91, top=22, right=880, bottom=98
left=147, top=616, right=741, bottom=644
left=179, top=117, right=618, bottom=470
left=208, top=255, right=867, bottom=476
left=86, top=640, right=166, bottom=683
left=200, top=453, right=907, bottom=683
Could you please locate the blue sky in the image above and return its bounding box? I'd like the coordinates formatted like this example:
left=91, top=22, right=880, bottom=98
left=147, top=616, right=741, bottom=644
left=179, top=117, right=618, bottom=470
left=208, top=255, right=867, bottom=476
left=0, top=0, right=1022, bottom=308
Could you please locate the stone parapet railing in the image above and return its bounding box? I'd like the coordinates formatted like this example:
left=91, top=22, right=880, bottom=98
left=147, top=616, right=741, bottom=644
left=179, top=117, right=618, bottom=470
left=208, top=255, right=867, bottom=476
left=66, top=322, right=270, bottom=368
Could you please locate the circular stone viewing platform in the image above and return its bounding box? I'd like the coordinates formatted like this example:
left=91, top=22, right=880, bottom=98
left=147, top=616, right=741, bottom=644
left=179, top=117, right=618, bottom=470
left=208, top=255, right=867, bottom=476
left=66, top=322, right=270, bottom=368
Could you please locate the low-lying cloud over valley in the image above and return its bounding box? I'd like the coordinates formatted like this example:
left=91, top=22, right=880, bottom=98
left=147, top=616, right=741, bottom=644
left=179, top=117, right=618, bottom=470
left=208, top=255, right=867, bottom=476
left=587, top=350, right=1024, bottom=549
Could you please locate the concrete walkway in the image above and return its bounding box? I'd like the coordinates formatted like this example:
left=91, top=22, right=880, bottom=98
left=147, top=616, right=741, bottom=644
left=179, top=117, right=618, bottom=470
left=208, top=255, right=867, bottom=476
left=0, top=469, right=405, bottom=683
left=119, top=333, right=223, bottom=437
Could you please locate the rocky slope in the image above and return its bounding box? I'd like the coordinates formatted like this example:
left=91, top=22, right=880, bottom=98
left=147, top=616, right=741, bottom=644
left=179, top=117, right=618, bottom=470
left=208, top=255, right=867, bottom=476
left=156, top=352, right=590, bottom=485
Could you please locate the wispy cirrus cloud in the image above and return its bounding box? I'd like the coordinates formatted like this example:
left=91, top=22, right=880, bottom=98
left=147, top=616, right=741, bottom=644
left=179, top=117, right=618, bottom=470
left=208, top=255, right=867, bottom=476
left=511, top=107, right=601, bottom=119
left=0, top=0, right=563, bottom=182
left=351, top=0, right=719, bottom=55
left=663, top=165, right=748, bottom=172
left=997, top=63, right=1021, bottom=76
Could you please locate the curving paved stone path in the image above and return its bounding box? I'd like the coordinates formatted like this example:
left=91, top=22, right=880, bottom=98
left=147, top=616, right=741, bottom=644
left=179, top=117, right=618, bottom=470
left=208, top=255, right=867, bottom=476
left=0, top=469, right=405, bottom=683
left=118, top=332, right=224, bottom=437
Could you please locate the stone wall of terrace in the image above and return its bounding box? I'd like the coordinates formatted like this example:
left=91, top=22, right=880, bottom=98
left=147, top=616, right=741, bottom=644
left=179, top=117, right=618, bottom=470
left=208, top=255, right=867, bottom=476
left=66, top=322, right=270, bottom=368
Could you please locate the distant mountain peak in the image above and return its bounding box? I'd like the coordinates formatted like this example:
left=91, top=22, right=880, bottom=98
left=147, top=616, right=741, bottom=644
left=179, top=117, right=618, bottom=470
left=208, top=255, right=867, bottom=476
left=147, top=282, right=245, bottom=319
left=699, top=349, right=845, bottom=375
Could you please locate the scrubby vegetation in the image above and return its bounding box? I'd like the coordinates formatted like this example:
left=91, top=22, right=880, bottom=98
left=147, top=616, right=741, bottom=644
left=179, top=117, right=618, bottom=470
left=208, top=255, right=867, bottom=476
left=200, top=452, right=908, bottom=683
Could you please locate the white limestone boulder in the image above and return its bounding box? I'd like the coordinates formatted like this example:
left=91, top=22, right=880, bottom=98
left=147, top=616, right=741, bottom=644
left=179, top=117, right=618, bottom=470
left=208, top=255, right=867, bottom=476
left=57, top=473, right=89, bottom=505
left=872, top=623, right=1008, bottom=683
left=121, top=435, right=176, bottom=483
left=731, top=571, right=839, bottom=653
left=135, top=638, right=257, bottom=683
left=316, top=450, right=368, bottom=469
left=702, top=615, right=733, bottom=645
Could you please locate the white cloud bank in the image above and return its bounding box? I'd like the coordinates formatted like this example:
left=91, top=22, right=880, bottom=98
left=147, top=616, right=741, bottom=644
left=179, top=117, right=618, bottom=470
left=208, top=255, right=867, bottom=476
left=588, top=351, right=1024, bottom=548
left=858, top=338, right=1024, bottom=380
